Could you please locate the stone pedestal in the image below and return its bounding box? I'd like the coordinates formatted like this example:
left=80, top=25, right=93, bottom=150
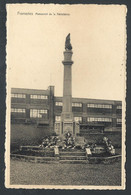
left=55, top=120, right=79, bottom=136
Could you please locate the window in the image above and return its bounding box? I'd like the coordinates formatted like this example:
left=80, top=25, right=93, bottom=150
left=11, top=108, right=25, bottom=113
left=72, top=103, right=82, bottom=107
left=117, top=105, right=122, bottom=109
left=117, top=118, right=122, bottom=124
left=11, top=93, right=26, bottom=98
left=87, top=103, right=112, bottom=109
left=30, top=95, right=48, bottom=99
left=55, top=116, right=61, bottom=121
left=74, top=117, right=82, bottom=122
left=55, top=102, right=63, bottom=106
left=87, top=117, right=112, bottom=122
left=30, top=109, right=47, bottom=118
left=87, top=104, right=94, bottom=108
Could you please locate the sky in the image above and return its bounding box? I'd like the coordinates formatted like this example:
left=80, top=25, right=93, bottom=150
left=7, top=4, right=127, bottom=100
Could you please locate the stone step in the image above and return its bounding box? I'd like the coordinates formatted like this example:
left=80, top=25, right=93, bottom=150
left=11, top=154, right=58, bottom=163
left=59, top=152, right=86, bottom=156
left=60, top=160, right=88, bottom=164
left=14, top=150, right=54, bottom=157
left=60, top=156, right=87, bottom=160
left=79, top=132, right=103, bottom=135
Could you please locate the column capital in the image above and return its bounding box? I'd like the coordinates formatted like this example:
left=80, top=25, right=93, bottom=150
left=63, top=50, right=73, bottom=61
left=62, top=61, right=73, bottom=66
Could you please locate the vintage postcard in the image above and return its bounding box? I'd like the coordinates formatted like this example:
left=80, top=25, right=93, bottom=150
left=5, top=4, right=127, bottom=189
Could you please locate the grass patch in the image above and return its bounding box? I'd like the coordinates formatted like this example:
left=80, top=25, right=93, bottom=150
left=10, top=159, right=121, bottom=186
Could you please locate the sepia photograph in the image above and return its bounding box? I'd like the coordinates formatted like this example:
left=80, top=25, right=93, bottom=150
left=5, top=4, right=126, bottom=189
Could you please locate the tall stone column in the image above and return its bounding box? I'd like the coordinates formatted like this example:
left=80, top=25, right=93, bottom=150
left=60, top=34, right=74, bottom=135
left=62, top=50, right=73, bottom=113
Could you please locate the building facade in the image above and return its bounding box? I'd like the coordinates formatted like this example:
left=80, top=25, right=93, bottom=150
left=11, top=86, right=122, bottom=136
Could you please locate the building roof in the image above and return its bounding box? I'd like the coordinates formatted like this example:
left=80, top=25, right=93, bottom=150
left=11, top=87, right=122, bottom=105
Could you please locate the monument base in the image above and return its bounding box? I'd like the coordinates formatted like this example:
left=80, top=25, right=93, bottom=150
left=62, top=121, right=74, bottom=135
left=54, top=121, right=80, bottom=136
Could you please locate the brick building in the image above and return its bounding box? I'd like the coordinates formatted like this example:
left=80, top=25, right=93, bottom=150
left=11, top=86, right=122, bottom=138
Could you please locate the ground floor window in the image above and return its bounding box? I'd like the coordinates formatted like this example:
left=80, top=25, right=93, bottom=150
left=74, top=117, right=82, bottom=122
left=30, top=109, right=47, bottom=118
left=87, top=117, right=112, bottom=122
left=55, top=116, right=61, bottom=121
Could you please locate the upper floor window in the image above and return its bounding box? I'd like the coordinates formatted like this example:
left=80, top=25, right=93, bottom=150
left=55, top=116, right=61, bottom=121
left=87, top=103, right=112, bottom=109
left=11, top=108, right=25, bottom=113
left=74, top=117, right=82, bottom=122
left=30, top=95, right=48, bottom=99
left=87, top=117, right=112, bottom=122
left=117, top=118, right=122, bottom=124
left=117, top=105, right=122, bottom=109
left=72, top=103, right=82, bottom=107
left=55, top=102, right=63, bottom=106
left=30, top=109, right=47, bottom=118
left=11, top=93, right=26, bottom=98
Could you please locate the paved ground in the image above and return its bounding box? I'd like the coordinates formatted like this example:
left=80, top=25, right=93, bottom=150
left=10, top=159, right=121, bottom=186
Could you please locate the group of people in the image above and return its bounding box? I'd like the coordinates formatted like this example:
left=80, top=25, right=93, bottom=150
left=39, top=134, right=115, bottom=155
left=39, top=136, right=60, bottom=148
left=91, top=136, right=115, bottom=155
left=39, top=132, right=76, bottom=150
left=61, top=132, right=75, bottom=149
left=102, top=137, right=115, bottom=155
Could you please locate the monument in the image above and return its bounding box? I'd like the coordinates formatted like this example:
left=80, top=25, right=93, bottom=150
left=55, top=34, right=79, bottom=135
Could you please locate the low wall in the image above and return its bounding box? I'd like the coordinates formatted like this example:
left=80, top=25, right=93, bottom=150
left=11, top=124, right=53, bottom=151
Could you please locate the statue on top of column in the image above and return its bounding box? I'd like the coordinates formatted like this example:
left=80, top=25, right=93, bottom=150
left=65, top=33, right=72, bottom=51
